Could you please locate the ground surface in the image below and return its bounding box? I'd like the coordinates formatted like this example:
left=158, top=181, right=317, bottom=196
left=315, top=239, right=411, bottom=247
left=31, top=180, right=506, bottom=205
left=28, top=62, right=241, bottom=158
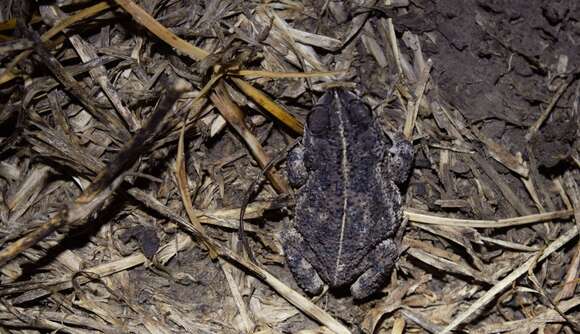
left=0, top=0, right=578, bottom=333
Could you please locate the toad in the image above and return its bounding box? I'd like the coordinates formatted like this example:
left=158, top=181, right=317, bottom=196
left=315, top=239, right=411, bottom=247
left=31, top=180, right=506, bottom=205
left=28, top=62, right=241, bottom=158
left=284, top=89, right=413, bottom=299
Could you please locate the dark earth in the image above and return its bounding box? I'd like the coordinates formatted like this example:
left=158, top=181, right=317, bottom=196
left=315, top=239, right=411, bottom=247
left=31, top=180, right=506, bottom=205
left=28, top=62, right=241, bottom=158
left=403, top=0, right=579, bottom=171
left=0, top=0, right=578, bottom=333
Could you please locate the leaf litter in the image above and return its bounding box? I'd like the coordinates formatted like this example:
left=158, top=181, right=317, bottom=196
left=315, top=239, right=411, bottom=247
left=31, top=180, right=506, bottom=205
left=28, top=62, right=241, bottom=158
left=0, top=0, right=578, bottom=333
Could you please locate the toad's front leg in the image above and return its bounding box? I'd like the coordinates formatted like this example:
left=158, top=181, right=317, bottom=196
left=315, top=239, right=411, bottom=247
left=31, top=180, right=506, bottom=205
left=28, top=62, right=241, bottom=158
left=387, top=133, right=414, bottom=185
left=350, top=239, right=398, bottom=300
left=287, top=145, right=308, bottom=188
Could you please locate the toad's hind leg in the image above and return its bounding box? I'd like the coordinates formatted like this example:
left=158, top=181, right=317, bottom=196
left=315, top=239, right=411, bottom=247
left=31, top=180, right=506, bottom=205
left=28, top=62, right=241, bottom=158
left=282, top=227, right=324, bottom=295
left=350, top=239, right=398, bottom=300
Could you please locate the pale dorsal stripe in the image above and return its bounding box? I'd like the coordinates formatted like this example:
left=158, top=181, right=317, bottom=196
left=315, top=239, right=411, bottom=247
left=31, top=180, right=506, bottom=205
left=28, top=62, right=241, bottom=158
left=333, top=92, right=349, bottom=285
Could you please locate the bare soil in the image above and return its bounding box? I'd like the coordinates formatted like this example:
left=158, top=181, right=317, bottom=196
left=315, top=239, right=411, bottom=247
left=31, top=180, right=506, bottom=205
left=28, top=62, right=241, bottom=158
left=0, top=1, right=578, bottom=333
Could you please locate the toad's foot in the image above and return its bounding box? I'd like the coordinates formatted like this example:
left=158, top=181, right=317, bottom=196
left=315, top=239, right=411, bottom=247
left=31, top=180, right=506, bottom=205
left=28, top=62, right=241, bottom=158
left=350, top=239, right=398, bottom=300
left=282, top=226, right=324, bottom=295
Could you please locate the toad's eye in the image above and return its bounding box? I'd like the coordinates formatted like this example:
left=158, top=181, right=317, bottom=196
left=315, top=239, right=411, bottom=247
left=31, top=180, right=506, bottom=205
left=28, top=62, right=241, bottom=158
left=307, top=105, right=330, bottom=136
left=347, top=99, right=372, bottom=125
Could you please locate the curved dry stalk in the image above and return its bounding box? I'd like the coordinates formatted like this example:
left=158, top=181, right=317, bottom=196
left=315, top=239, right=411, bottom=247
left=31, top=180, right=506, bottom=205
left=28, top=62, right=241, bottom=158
left=175, top=119, right=218, bottom=258
left=174, top=74, right=223, bottom=258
